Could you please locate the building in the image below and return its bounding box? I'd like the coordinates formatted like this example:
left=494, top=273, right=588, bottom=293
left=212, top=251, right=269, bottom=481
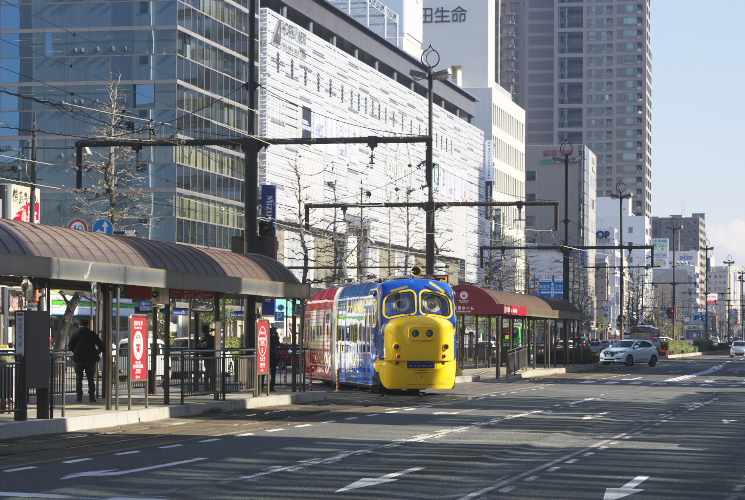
left=524, top=144, right=596, bottom=321
left=0, top=0, right=494, bottom=283
left=500, top=0, right=652, bottom=219
left=419, top=0, right=528, bottom=291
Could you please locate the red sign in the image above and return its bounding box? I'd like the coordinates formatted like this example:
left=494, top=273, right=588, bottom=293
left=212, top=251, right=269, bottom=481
left=169, top=289, right=215, bottom=300
left=68, top=218, right=88, bottom=231
left=130, top=315, right=149, bottom=381
left=257, top=320, right=269, bottom=374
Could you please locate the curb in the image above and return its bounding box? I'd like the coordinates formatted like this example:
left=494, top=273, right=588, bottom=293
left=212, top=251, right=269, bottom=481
left=0, top=392, right=327, bottom=441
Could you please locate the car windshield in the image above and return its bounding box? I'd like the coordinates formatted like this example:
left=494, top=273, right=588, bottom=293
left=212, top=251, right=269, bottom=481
left=733, top=341, right=745, bottom=346
left=615, top=340, right=636, bottom=348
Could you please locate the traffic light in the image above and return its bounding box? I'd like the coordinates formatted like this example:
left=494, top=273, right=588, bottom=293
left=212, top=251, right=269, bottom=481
left=665, top=307, right=674, bottom=319
left=258, top=220, right=275, bottom=237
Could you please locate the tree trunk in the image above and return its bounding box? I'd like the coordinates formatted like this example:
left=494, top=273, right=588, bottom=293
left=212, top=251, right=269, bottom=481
left=54, top=292, right=83, bottom=349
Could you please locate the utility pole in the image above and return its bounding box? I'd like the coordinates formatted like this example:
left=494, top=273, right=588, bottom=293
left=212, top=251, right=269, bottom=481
left=552, top=141, right=581, bottom=302
left=704, top=242, right=714, bottom=339
left=725, top=255, right=735, bottom=340
left=668, top=217, right=683, bottom=339
left=29, top=112, right=37, bottom=224
left=610, top=181, right=632, bottom=336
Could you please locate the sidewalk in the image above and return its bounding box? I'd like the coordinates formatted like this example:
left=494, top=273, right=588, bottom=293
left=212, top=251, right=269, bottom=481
left=1, top=363, right=600, bottom=441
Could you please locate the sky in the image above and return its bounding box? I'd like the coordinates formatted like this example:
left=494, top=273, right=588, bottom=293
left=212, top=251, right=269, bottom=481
left=653, top=1, right=745, bottom=268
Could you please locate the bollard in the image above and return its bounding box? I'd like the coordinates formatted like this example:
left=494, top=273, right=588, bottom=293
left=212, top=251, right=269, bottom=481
left=283, top=368, right=287, bottom=390
left=334, top=368, right=341, bottom=392
left=309, top=375, right=313, bottom=391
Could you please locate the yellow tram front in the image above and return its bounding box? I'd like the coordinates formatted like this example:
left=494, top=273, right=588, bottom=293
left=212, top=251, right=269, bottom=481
left=373, top=280, right=457, bottom=390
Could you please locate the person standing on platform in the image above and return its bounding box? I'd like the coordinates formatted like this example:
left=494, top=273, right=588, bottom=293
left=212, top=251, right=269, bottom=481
left=269, top=327, right=281, bottom=392
left=197, top=324, right=216, bottom=391
left=67, top=318, right=105, bottom=403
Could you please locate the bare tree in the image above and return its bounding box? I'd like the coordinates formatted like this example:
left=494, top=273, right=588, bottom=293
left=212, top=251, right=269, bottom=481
left=74, top=73, right=150, bottom=230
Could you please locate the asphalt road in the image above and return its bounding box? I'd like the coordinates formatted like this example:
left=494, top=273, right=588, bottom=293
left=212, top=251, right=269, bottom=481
left=1, top=353, right=744, bottom=500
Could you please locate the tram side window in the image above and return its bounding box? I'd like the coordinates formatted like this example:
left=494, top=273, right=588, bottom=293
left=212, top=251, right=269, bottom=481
left=384, top=291, right=416, bottom=316
left=421, top=292, right=450, bottom=316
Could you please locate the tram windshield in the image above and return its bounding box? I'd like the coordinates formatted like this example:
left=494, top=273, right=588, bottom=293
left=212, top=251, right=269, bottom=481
left=384, top=291, right=416, bottom=316
left=421, top=292, right=451, bottom=316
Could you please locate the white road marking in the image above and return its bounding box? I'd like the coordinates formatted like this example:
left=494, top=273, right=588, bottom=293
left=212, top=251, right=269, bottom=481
left=322, top=420, right=337, bottom=423
left=499, top=486, right=516, bottom=493
left=345, top=417, right=358, bottom=420
left=565, top=459, right=578, bottom=464
left=385, top=411, right=399, bottom=414
left=336, top=467, right=424, bottom=492
left=114, top=451, right=140, bottom=456
left=547, top=467, right=560, bottom=472
left=603, top=475, right=649, bottom=500
left=235, top=433, right=255, bottom=437
left=722, top=420, right=737, bottom=424
left=295, top=424, right=313, bottom=428
left=61, top=459, right=92, bottom=464
left=198, top=439, right=220, bottom=443
left=622, top=377, right=642, bottom=381
left=159, top=444, right=183, bottom=448
left=366, top=414, right=379, bottom=417
left=523, top=475, right=539, bottom=481
left=3, top=467, right=37, bottom=473
left=266, top=428, right=284, bottom=432
left=61, top=458, right=208, bottom=480
left=582, top=412, right=608, bottom=420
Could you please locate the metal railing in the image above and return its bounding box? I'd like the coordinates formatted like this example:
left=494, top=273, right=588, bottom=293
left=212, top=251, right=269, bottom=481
left=0, top=357, right=19, bottom=416
left=506, top=346, right=529, bottom=376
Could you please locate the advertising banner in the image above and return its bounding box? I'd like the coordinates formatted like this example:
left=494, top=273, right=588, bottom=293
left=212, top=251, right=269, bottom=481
left=129, top=315, right=149, bottom=381
left=257, top=320, right=269, bottom=374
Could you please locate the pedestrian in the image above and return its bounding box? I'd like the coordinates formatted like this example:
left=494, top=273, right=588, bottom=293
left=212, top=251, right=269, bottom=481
left=269, top=327, right=281, bottom=392
left=197, top=324, right=215, bottom=391
left=67, top=318, right=105, bottom=403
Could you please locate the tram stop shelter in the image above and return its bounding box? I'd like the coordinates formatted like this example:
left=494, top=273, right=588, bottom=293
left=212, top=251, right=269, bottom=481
left=453, top=284, right=586, bottom=376
left=0, top=219, right=309, bottom=420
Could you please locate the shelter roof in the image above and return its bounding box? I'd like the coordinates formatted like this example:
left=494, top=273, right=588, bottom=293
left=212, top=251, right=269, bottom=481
left=453, top=284, right=584, bottom=320
left=0, top=220, right=308, bottom=299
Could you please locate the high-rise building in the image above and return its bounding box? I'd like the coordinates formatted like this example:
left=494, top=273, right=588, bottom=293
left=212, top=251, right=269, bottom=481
left=501, top=1, right=652, bottom=218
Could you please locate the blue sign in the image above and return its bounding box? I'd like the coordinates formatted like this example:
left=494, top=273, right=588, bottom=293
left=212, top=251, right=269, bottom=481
left=262, top=298, right=275, bottom=316
left=261, top=185, right=277, bottom=231
left=275, top=311, right=284, bottom=322
left=139, top=300, right=151, bottom=312
left=92, top=219, right=114, bottom=234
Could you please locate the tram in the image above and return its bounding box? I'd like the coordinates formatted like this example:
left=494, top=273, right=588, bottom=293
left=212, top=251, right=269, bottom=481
left=304, top=275, right=457, bottom=391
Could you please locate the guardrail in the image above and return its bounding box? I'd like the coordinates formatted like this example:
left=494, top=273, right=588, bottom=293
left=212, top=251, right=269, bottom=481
left=506, top=345, right=529, bottom=376
left=0, top=357, right=19, bottom=416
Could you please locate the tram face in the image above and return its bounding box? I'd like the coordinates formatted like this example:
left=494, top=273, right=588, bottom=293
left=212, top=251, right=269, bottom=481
left=377, top=290, right=455, bottom=390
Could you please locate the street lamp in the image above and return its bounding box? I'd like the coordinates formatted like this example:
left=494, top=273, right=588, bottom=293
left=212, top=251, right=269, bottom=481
left=610, top=181, right=632, bottom=336
left=668, top=217, right=683, bottom=338
left=552, top=140, right=581, bottom=301
left=410, top=45, right=451, bottom=275
left=724, top=254, right=735, bottom=339
left=703, top=242, right=714, bottom=338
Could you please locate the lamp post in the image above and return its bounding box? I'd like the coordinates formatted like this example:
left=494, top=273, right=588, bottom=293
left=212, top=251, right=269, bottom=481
left=668, top=217, right=683, bottom=339
left=703, top=242, right=714, bottom=339
left=738, top=271, right=745, bottom=339
left=724, top=254, right=735, bottom=339
left=409, top=45, right=450, bottom=275
left=552, top=141, right=581, bottom=301
left=610, top=181, right=632, bottom=337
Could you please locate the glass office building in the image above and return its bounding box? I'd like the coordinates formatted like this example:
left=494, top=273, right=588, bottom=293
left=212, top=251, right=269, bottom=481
left=0, top=0, right=250, bottom=246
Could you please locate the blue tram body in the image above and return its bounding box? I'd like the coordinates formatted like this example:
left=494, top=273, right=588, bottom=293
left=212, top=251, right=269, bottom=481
left=305, top=277, right=457, bottom=390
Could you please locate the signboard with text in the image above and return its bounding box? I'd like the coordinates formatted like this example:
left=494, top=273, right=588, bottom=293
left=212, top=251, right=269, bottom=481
left=129, top=315, right=149, bottom=381
left=257, top=320, right=269, bottom=375
left=169, top=289, right=214, bottom=300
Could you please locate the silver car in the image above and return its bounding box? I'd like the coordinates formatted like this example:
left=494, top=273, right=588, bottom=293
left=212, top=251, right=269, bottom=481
left=600, top=339, right=658, bottom=367
left=730, top=340, right=745, bottom=357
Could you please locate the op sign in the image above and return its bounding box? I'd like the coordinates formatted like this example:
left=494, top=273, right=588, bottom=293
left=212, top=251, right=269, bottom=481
left=130, top=315, right=149, bottom=381
left=257, top=320, right=269, bottom=374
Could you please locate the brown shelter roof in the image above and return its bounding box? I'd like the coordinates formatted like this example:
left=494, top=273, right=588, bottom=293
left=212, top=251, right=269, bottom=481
left=0, top=220, right=308, bottom=299
left=454, top=284, right=585, bottom=321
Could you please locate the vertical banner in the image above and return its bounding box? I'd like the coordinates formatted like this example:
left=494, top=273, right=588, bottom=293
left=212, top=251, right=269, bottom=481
left=129, top=315, right=149, bottom=381
left=257, top=319, right=269, bottom=374
left=261, top=185, right=277, bottom=230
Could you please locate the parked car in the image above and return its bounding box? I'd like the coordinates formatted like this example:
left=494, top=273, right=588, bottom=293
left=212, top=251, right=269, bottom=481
left=600, top=339, right=658, bottom=367
left=710, top=336, right=721, bottom=344
left=589, top=340, right=602, bottom=353
left=730, top=340, right=745, bottom=357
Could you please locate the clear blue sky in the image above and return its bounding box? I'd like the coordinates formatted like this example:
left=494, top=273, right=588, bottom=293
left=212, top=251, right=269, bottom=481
left=654, top=1, right=745, bottom=268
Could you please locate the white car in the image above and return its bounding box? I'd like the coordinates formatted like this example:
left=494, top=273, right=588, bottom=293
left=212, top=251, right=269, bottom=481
left=730, top=340, right=745, bottom=357
left=600, top=339, right=658, bottom=367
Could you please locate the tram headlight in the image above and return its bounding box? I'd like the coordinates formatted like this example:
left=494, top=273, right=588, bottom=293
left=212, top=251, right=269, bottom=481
left=426, top=329, right=434, bottom=337
left=411, top=329, right=420, bottom=337
left=442, top=344, right=449, bottom=351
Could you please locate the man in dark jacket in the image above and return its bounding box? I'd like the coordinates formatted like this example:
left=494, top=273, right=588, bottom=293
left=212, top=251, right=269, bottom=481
left=269, top=327, right=282, bottom=391
left=197, top=325, right=216, bottom=391
left=67, top=318, right=105, bottom=403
